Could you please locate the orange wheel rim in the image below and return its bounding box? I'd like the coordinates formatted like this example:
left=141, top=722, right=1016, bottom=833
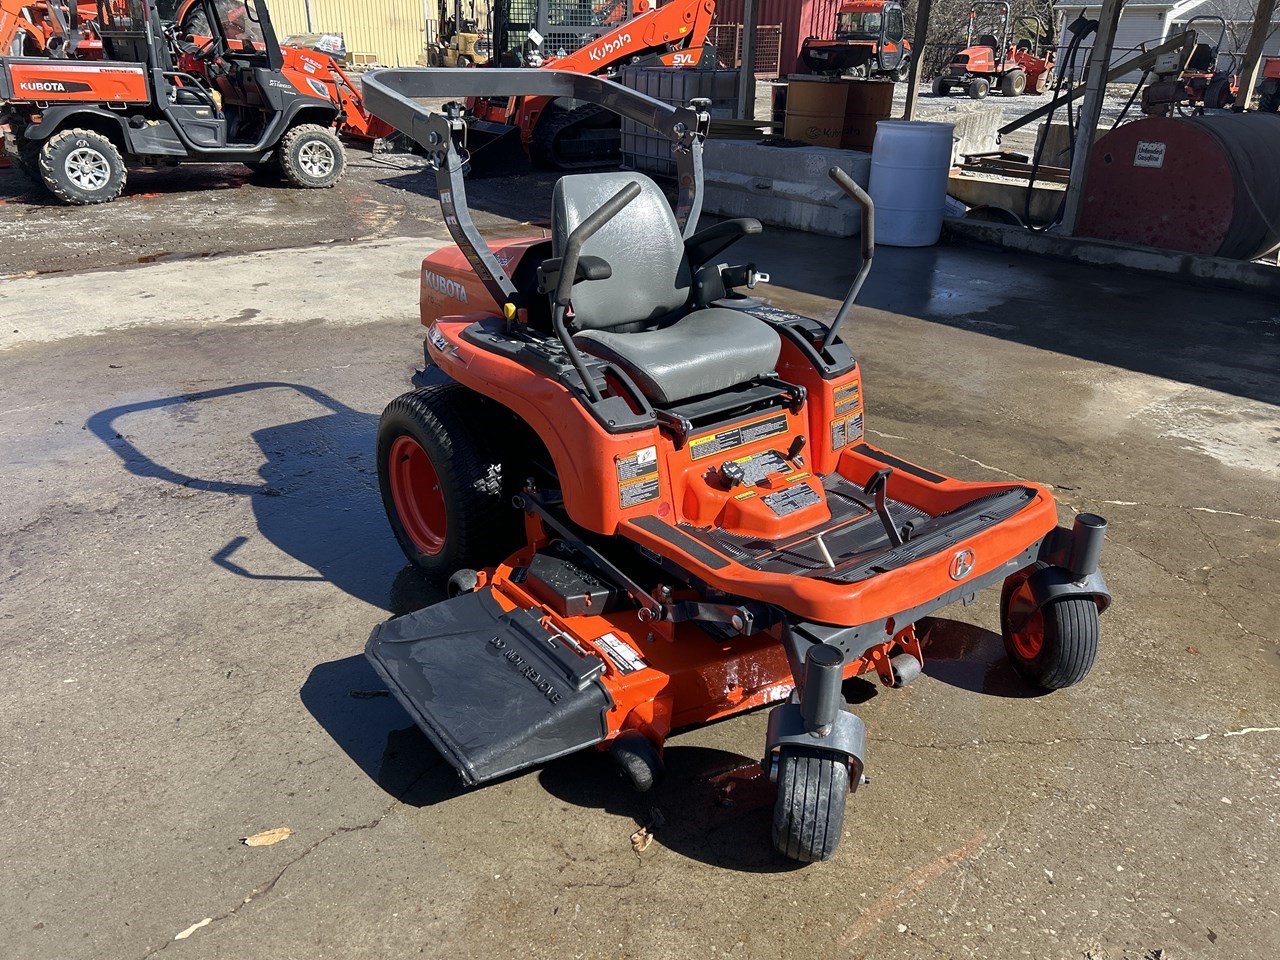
left=1007, top=576, right=1045, bottom=660
left=388, top=435, right=447, bottom=556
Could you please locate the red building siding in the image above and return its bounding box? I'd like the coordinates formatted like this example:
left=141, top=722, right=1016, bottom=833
left=711, top=0, right=842, bottom=76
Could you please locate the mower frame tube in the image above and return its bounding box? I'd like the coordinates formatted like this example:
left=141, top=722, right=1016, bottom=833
left=824, top=167, right=875, bottom=353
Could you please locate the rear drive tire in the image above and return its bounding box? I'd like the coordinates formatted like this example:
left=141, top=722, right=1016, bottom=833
left=969, top=78, right=991, bottom=99
left=39, top=128, right=126, bottom=205
left=931, top=76, right=950, bottom=96
left=1000, top=70, right=1027, bottom=96
left=772, top=747, right=850, bottom=863
left=1000, top=563, right=1100, bottom=690
left=279, top=123, right=345, bottom=189
left=892, top=55, right=911, bottom=83
left=377, top=384, right=521, bottom=579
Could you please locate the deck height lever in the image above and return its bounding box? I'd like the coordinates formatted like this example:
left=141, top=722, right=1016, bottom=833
left=862, top=467, right=907, bottom=547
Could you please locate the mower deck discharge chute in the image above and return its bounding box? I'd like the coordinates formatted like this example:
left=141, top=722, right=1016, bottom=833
left=361, top=67, right=1111, bottom=863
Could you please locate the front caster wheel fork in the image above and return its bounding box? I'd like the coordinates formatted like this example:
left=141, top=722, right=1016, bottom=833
left=766, top=644, right=866, bottom=863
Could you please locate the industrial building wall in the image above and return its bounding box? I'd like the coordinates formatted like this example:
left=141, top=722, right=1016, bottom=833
left=268, top=0, right=440, bottom=66
left=712, top=0, right=842, bottom=76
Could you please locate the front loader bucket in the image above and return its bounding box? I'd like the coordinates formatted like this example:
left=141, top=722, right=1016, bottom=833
left=365, top=588, right=613, bottom=784
left=457, top=119, right=526, bottom=176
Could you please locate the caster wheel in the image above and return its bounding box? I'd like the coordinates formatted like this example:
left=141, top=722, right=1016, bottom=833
left=771, top=746, right=851, bottom=863
left=447, top=568, right=479, bottom=596
left=609, top=730, right=663, bottom=792
left=890, top=653, right=921, bottom=687
left=1001, top=563, right=1100, bottom=690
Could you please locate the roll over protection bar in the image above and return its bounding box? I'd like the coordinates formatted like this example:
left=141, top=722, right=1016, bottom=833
left=359, top=67, right=710, bottom=317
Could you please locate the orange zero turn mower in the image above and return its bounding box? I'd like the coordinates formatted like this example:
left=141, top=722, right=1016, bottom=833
left=360, top=68, right=1112, bottom=863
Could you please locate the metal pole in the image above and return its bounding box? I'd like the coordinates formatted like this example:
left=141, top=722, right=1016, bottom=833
left=1235, top=0, right=1277, bottom=111
left=1059, top=0, right=1126, bottom=236
left=902, top=0, right=934, bottom=120
left=737, top=0, right=758, bottom=120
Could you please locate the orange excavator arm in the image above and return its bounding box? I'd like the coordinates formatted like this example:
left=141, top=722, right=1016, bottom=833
left=546, top=0, right=715, bottom=73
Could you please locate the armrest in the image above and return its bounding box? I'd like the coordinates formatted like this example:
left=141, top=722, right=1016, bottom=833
left=684, top=218, right=762, bottom=269
left=536, top=255, right=613, bottom=295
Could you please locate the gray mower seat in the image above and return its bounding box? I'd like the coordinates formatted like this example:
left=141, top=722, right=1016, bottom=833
left=552, top=171, right=780, bottom=406
left=576, top=309, right=781, bottom=406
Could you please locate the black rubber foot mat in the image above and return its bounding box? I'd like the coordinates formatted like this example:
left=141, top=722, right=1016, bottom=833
left=366, top=589, right=612, bottom=785
left=680, top=474, right=1034, bottom=582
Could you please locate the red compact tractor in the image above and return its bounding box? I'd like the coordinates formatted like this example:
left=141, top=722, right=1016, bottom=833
left=933, top=1, right=1054, bottom=99
left=1140, top=17, right=1241, bottom=116
left=800, top=0, right=912, bottom=82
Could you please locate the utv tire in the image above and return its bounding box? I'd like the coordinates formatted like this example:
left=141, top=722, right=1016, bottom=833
left=279, top=123, right=345, bottom=189
left=931, top=76, right=950, bottom=96
left=772, top=746, right=850, bottom=863
left=1000, top=562, right=1100, bottom=690
left=39, top=128, right=126, bottom=205
left=968, top=78, right=991, bottom=99
left=1000, top=70, right=1027, bottom=96
left=609, top=730, right=663, bottom=793
left=891, top=55, right=911, bottom=83
left=377, top=384, right=520, bottom=580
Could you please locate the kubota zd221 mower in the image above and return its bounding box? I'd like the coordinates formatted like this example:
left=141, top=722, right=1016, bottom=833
left=360, top=68, right=1111, bottom=863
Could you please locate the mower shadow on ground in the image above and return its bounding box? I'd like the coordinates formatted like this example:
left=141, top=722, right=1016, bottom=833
left=539, top=744, right=807, bottom=874
left=919, top=615, right=1045, bottom=698
left=85, top=381, right=432, bottom=612
left=300, top=653, right=467, bottom=805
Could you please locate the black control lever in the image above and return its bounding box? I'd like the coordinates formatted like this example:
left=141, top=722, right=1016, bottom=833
left=862, top=467, right=906, bottom=547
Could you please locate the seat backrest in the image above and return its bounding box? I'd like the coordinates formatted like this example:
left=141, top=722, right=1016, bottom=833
left=977, top=33, right=999, bottom=50
left=1186, top=42, right=1215, bottom=72
left=551, top=171, right=691, bottom=331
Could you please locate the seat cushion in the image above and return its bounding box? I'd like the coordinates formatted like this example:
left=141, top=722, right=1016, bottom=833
left=575, top=308, right=781, bottom=406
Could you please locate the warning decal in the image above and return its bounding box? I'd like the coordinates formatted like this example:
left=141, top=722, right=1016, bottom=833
left=593, top=632, right=647, bottom=674
left=834, top=381, right=862, bottom=415
left=831, top=412, right=865, bottom=450
left=763, top=484, right=822, bottom=516
left=688, top=413, right=789, bottom=461
left=617, top=446, right=660, bottom=508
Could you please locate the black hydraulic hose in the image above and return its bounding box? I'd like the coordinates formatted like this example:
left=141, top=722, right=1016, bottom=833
left=1024, top=17, right=1093, bottom=230
left=552, top=181, right=642, bottom=404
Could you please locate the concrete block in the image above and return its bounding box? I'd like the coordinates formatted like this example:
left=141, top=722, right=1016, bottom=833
left=925, top=102, right=1001, bottom=158
left=702, top=140, right=872, bottom=237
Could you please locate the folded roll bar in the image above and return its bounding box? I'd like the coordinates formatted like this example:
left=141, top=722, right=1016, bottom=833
left=360, top=68, right=710, bottom=316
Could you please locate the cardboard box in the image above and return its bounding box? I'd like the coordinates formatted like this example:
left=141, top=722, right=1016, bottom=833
left=784, top=78, right=893, bottom=151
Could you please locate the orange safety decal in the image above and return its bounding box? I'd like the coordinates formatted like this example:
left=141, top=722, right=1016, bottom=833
left=616, top=445, right=660, bottom=508
left=833, top=381, right=861, bottom=415
left=688, top=412, right=788, bottom=461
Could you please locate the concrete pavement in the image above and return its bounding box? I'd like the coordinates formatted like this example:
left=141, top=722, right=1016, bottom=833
left=1, top=233, right=1277, bottom=960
